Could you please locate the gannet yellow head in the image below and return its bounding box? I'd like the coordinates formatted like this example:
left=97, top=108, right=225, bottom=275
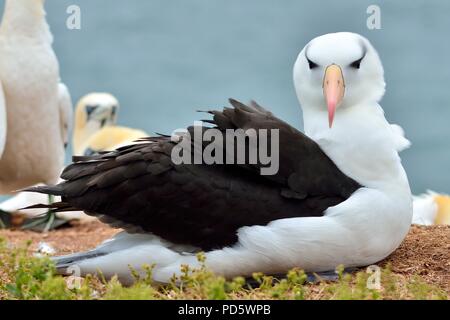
left=73, top=93, right=119, bottom=155
left=434, top=194, right=450, bottom=225
left=413, top=192, right=450, bottom=226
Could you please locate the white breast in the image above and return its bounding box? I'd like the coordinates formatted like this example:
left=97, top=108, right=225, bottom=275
left=0, top=9, right=65, bottom=193
left=300, top=102, right=413, bottom=262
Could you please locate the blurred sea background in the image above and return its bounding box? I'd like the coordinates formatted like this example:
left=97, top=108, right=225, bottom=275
left=1, top=0, right=449, bottom=195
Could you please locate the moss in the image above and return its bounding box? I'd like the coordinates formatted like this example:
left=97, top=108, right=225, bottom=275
left=103, top=277, right=156, bottom=300
left=407, top=276, right=447, bottom=300
left=0, top=240, right=447, bottom=300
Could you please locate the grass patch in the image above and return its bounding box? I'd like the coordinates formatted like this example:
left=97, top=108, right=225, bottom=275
left=0, top=238, right=447, bottom=300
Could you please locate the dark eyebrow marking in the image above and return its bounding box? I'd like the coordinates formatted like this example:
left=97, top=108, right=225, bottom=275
left=349, top=39, right=368, bottom=69
left=304, top=44, right=319, bottom=69
left=350, top=56, right=364, bottom=69
left=304, top=44, right=311, bottom=60
left=359, top=39, right=368, bottom=58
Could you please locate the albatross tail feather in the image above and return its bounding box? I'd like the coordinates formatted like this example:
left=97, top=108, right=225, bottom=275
left=22, top=184, right=65, bottom=196
left=52, top=251, right=108, bottom=275
left=20, top=185, right=81, bottom=213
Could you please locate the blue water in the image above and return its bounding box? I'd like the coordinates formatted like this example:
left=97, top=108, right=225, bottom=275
left=1, top=0, right=450, bottom=195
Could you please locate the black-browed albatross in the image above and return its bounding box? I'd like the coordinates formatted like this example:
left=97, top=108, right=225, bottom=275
left=26, top=32, right=413, bottom=284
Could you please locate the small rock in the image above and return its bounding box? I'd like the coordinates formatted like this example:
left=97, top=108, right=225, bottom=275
left=34, top=242, right=56, bottom=257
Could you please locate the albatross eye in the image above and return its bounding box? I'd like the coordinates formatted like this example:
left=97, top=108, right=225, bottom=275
left=306, top=57, right=319, bottom=70
left=350, top=57, right=364, bottom=69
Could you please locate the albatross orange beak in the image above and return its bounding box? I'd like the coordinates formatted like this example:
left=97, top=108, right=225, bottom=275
left=323, top=64, right=345, bottom=128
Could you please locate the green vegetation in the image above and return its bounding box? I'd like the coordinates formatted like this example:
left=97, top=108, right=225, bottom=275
left=0, top=238, right=447, bottom=300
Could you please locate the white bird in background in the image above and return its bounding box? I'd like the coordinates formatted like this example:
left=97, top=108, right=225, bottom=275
left=0, top=81, right=6, bottom=158
left=412, top=191, right=450, bottom=226
left=0, top=0, right=72, bottom=194
left=0, top=93, right=148, bottom=226
left=28, top=33, right=414, bottom=284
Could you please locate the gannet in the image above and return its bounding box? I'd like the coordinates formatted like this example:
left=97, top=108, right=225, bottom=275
left=1, top=92, right=146, bottom=224
left=26, top=32, right=413, bottom=285
left=73, top=93, right=147, bottom=156
left=0, top=92, right=147, bottom=224
left=0, top=0, right=72, bottom=194
left=412, top=191, right=450, bottom=225
left=0, top=81, right=5, bottom=158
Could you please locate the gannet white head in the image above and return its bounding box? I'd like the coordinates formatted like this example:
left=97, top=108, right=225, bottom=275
left=1, top=0, right=51, bottom=42
left=2, top=0, right=46, bottom=16
left=73, top=93, right=120, bottom=155
left=1, top=0, right=48, bottom=26
left=294, top=32, right=385, bottom=128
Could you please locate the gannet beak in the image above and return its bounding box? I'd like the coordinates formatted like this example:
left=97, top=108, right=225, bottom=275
left=323, top=64, right=345, bottom=128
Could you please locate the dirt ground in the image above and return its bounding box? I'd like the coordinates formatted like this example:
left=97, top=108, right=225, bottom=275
left=382, top=225, right=449, bottom=291
left=0, top=221, right=448, bottom=293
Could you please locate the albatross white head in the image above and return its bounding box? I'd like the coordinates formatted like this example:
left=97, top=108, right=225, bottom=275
left=294, top=32, right=385, bottom=129
left=294, top=32, right=411, bottom=193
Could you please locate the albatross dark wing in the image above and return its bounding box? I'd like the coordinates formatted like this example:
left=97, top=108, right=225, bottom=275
left=25, top=99, right=360, bottom=250
left=208, top=99, right=359, bottom=199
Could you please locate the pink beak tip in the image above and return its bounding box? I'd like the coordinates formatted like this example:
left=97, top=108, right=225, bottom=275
left=327, top=101, right=336, bottom=128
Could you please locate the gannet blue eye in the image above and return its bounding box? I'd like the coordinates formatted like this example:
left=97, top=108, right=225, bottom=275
left=306, top=57, right=319, bottom=70
left=350, top=57, right=364, bottom=69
